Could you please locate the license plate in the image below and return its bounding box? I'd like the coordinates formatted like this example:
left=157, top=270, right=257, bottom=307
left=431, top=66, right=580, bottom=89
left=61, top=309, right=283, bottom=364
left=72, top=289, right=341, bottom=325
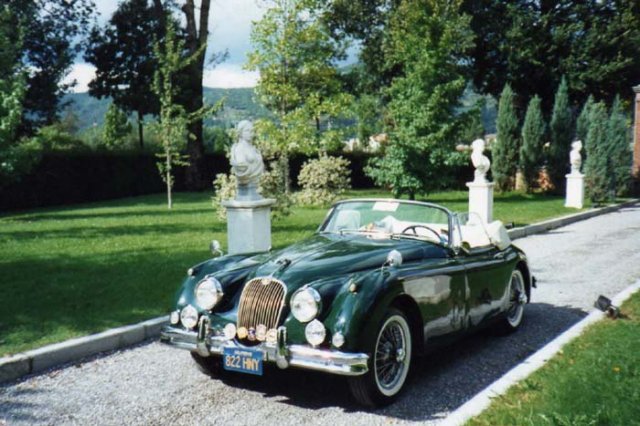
left=223, top=347, right=263, bottom=376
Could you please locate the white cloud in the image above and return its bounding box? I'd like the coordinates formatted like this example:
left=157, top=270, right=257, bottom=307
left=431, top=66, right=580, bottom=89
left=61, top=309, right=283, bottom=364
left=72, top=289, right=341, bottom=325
left=204, top=64, right=259, bottom=88
left=64, top=62, right=257, bottom=93
left=63, top=63, right=96, bottom=93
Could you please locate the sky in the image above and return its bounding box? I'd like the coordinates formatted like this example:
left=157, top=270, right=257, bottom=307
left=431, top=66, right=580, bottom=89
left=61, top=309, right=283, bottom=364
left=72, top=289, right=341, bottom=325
left=64, top=0, right=264, bottom=92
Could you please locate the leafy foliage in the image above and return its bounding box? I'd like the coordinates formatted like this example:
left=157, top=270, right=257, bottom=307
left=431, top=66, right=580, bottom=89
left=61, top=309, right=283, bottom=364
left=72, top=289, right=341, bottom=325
left=296, top=155, right=351, bottom=206
left=103, top=103, right=132, bottom=150
left=0, top=7, right=39, bottom=185
left=8, top=0, right=94, bottom=132
left=152, top=22, right=191, bottom=209
left=575, top=95, right=595, bottom=145
left=84, top=0, right=163, bottom=149
left=464, top=0, right=640, bottom=112
left=607, top=96, right=632, bottom=196
left=246, top=0, right=352, bottom=192
left=493, top=84, right=520, bottom=191
left=366, top=0, right=473, bottom=199
left=548, top=77, right=573, bottom=191
left=519, top=95, right=546, bottom=192
left=584, top=102, right=612, bottom=204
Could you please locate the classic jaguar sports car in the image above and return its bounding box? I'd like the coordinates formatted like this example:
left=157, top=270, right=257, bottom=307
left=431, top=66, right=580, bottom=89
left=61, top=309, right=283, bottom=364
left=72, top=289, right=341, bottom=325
left=160, top=199, right=533, bottom=407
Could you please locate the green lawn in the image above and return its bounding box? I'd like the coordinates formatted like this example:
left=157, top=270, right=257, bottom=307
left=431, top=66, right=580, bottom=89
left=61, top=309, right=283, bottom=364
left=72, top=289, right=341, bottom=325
left=1, top=189, right=578, bottom=355
left=469, top=291, right=640, bottom=426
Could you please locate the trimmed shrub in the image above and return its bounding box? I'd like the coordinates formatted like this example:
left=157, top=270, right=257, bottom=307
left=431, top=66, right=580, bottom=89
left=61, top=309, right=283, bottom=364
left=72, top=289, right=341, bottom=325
left=493, top=83, right=520, bottom=191
left=607, top=96, right=632, bottom=196
left=520, top=95, right=546, bottom=192
left=548, top=77, right=573, bottom=191
left=295, top=155, right=351, bottom=206
left=585, top=102, right=612, bottom=204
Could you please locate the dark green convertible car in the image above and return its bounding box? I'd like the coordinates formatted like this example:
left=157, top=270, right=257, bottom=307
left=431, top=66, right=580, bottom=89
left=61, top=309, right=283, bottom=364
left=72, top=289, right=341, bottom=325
left=161, top=199, right=533, bottom=407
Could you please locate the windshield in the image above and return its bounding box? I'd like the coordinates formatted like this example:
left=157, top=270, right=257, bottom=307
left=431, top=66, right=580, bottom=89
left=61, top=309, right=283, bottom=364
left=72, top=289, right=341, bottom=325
left=320, top=200, right=451, bottom=245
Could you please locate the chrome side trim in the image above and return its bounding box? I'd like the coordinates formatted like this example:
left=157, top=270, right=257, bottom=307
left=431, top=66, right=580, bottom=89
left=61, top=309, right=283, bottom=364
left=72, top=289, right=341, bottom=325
left=160, top=326, right=369, bottom=376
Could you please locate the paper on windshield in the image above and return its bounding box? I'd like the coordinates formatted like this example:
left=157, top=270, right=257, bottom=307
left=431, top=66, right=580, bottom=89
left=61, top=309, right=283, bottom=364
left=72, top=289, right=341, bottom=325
left=373, top=201, right=399, bottom=212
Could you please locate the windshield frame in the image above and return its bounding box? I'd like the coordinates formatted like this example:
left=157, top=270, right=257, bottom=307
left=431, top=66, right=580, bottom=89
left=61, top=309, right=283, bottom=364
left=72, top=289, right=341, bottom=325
left=317, top=198, right=455, bottom=249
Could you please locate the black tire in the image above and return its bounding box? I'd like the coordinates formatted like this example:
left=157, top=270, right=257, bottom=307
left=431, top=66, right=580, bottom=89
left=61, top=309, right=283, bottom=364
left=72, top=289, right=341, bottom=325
left=495, top=268, right=527, bottom=334
left=190, top=352, right=223, bottom=377
left=348, top=308, right=413, bottom=408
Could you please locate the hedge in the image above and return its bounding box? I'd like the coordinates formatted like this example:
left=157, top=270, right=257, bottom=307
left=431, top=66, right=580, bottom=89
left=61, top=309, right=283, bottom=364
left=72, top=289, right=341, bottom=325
left=0, top=152, right=377, bottom=212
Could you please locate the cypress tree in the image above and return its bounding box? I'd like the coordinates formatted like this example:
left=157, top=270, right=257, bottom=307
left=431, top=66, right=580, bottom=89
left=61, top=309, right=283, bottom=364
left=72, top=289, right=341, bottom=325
left=584, top=102, right=612, bottom=204
left=494, top=83, right=520, bottom=191
left=575, top=95, right=594, bottom=143
left=520, top=95, right=546, bottom=192
left=548, top=77, right=573, bottom=191
left=607, top=96, right=632, bottom=195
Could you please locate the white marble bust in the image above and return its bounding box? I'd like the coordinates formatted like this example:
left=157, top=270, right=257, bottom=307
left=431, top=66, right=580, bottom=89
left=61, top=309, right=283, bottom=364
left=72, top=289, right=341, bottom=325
left=471, top=139, right=491, bottom=183
left=570, top=140, right=583, bottom=175
left=230, top=120, right=264, bottom=187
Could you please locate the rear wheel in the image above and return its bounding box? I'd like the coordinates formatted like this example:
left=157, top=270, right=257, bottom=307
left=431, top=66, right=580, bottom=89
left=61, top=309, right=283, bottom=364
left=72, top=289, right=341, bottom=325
left=496, top=269, right=527, bottom=333
left=190, top=352, right=223, bottom=377
left=348, top=308, right=412, bottom=407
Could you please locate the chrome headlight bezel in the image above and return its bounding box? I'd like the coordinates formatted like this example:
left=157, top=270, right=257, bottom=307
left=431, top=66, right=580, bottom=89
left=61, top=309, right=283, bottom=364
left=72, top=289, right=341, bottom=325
left=290, top=287, right=322, bottom=323
left=194, top=275, right=224, bottom=311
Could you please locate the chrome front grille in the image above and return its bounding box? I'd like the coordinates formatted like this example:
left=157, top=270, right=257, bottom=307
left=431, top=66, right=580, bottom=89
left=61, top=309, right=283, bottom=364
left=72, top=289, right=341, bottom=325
left=237, top=277, right=286, bottom=331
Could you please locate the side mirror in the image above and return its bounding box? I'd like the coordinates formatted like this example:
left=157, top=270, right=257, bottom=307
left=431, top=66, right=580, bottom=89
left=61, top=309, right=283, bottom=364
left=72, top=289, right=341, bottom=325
left=210, top=240, right=223, bottom=257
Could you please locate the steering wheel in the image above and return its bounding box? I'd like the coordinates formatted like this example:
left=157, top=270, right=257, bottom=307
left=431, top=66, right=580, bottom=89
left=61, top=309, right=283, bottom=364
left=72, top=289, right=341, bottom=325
left=401, top=224, right=442, bottom=242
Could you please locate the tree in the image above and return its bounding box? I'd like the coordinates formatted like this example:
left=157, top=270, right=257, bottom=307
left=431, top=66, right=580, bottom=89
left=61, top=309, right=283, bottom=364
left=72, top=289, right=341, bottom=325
left=152, top=23, right=191, bottom=209
left=548, top=77, right=573, bottom=191
left=8, top=0, right=94, bottom=132
left=247, top=0, right=350, bottom=193
left=519, top=95, right=546, bottom=192
left=103, top=103, right=132, bottom=150
left=463, top=0, right=640, bottom=112
left=607, top=96, right=632, bottom=195
left=0, top=7, right=39, bottom=185
left=584, top=102, right=612, bottom=204
left=575, top=95, right=595, bottom=143
left=84, top=0, right=163, bottom=150
left=493, top=83, right=520, bottom=191
left=366, top=0, right=474, bottom=199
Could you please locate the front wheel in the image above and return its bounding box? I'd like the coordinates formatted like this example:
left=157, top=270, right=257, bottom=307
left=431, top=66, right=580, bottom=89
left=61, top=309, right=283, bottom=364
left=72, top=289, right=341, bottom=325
left=348, top=308, right=412, bottom=407
left=190, top=352, right=223, bottom=377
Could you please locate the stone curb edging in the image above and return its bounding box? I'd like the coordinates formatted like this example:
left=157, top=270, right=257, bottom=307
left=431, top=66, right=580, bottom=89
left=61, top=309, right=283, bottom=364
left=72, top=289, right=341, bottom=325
left=506, top=198, right=639, bottom=240
left=0, top=198, right=637, bottom=385
left=0, top=316, right=168, bottom=384
left=441, top=280, right=640, bottom=426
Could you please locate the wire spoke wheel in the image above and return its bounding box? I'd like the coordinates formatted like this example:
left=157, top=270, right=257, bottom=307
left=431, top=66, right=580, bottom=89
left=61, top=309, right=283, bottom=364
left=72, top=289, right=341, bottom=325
left=506, top=269, right=526, bottom=328
left=373, top=314, right=411, bottom=397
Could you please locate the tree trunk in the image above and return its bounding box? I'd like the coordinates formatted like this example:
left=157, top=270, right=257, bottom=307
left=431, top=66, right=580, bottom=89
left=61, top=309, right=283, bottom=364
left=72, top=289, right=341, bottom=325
left=166, top=153, right=172, bottom=209
left=181, top=0, right=211, bottom=191
left=137, top=110, right=144, bottom=150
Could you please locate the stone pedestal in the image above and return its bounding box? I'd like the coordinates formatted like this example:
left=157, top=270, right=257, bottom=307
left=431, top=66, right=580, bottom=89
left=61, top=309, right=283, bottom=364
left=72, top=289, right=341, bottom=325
left=222, top=198, right=276, bottom=255
left=565, top=173, right=585, bottom=209
left=466, top=181, right=494, bottom=223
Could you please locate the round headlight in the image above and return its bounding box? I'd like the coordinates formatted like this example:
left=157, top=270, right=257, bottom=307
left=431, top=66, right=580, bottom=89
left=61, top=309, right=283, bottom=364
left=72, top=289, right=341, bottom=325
left=291, top=287, right=321, bottom=323
left=305, top=319, right=326, bottom=346
left=180, top=305, right=198, bottom=329
left=195, top=277, right=223, bottom=310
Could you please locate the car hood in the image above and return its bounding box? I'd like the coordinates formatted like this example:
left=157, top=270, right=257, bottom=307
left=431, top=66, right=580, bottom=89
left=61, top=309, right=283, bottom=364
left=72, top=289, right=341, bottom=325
left=248, top=233, right=447, bottom=291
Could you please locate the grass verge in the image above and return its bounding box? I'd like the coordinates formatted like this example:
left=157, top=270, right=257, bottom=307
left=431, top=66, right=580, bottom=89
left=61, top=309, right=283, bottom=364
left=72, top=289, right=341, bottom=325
left=1, top=189, right=579, bottom=355
left=468, top=291, right=640, bottom=426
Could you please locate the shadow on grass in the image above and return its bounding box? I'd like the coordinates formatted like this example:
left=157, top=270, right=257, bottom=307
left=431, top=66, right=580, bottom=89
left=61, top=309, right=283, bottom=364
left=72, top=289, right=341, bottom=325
left=0, top=248, right=210, bottom=356
left=201, top=302, right=587, bottom=422
left=7, top=208, right=218, bottom=223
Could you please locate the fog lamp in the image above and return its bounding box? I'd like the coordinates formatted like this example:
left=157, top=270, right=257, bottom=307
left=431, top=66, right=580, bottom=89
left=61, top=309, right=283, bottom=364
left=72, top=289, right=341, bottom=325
left=332, top=332, right=345, bottom=348
left=180, top=305, right=198, bottom=329
left=223, top=323, right=236, bottom=340
left=170, top=310, right=180, bottom=325
left=305, top=319, right=326, bottom=346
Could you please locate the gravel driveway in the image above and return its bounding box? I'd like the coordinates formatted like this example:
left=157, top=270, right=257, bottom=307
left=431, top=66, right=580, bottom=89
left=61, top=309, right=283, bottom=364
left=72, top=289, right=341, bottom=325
left=2, top=205, right=639, bottom=426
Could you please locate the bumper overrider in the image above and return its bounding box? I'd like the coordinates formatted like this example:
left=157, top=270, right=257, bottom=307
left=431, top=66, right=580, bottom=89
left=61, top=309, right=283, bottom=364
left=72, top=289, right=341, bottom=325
left=160, top=321, right=369, bottom=377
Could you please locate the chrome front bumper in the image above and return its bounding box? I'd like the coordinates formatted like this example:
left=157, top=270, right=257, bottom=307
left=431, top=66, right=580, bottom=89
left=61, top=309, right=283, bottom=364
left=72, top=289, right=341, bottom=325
left=160, top=325, right=369, bottom=376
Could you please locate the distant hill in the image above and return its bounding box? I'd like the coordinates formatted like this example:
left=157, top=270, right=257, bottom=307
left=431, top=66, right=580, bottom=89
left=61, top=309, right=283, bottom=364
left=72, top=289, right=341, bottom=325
left=62, top=87, right=269, bottom=131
